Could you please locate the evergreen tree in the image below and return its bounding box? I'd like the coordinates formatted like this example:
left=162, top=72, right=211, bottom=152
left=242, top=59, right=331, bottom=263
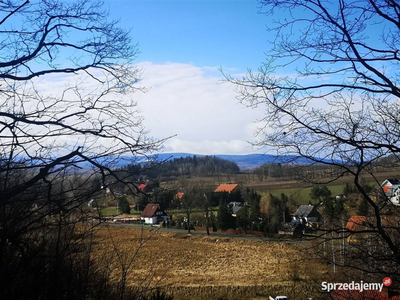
left=236, top=206, right=250, bottom=230
left=136, top=193, right=149, bottom=212
left=357, top=198, right=370, bottom=216
left=118, top=195, right=131, bottom=214
left=152, top=187, right=176, bottom=210
left=244, top=188, right=261, bottom=229
left=217, top=199, right=235, bottom=230
left=121, top=155, right=240, bottom=178
left=310, top=185, right=332, bottom=205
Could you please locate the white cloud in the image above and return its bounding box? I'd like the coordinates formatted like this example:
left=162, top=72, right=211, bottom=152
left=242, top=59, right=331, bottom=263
left=135, top=62, right=265, bottom=154
left=7, top=62, right=267, bottom=156
left=163, top=138, right=255, bottom=155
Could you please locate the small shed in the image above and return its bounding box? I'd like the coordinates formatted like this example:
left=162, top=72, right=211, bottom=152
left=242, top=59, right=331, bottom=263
left=141, top=203, right=167, bottom=224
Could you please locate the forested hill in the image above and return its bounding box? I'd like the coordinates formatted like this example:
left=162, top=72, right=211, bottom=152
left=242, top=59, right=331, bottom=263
left=123, top=155, right=240, bottom=178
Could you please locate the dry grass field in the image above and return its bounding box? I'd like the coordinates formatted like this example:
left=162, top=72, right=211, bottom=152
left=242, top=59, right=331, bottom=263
left=91, top=225, right=328, bottom=299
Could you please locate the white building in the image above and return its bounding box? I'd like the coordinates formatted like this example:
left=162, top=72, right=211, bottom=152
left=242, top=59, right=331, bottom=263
left=140, top=203, right=167, bottom=224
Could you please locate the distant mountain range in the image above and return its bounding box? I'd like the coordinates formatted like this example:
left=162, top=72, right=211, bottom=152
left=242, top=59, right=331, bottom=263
left=73, top=152, right=318, bottom=172
left=142, top=153, right=314, bottom=170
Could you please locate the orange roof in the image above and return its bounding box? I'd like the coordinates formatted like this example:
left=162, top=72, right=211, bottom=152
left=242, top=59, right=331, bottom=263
left=346, top=216, right=369, bottom=231
left=383, top=185, right=391, bottom=193
left=214, top=184, right=238, bottom=193
left=346, top=215, right=399, bottom=231
left=174, top=192, right=184, bottom=200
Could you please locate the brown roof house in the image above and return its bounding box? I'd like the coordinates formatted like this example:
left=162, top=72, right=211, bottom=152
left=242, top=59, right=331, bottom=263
left=141, top=203, right=167, bottom=225
left=214, top=184, right=239, bottom=193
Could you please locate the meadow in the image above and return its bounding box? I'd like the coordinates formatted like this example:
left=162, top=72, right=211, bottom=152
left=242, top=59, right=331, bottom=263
left=92, top=225, right=328, bottom=299
left=260, top=185, right=345, bottom=205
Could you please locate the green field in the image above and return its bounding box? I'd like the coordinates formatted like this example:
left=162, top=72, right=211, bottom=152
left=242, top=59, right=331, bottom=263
left=101, top=207, right=139, bottom=215
left=258, top=184, right=346, bottom=205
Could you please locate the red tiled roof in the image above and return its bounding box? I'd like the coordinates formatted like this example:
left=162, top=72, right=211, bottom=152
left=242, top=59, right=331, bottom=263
left=346, top=215, right=400, bottom=231
left=174, top=192, right=184, bottom=200
left=141, top=203, right=160, bottom=218
left=138, top=184, right=147, bottom=190
left=214, top=184, right=238, bottom=193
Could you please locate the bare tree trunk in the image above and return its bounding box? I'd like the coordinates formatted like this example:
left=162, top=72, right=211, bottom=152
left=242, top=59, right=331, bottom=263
left=324, top=218, right=326, bottom=258
left=331, top=231, right=336, bottom=273
left=205, top=206, right=210, bottom=235
left=187, top=211, right=191, bottom=234
left=341, top=219, right=345, bottom=266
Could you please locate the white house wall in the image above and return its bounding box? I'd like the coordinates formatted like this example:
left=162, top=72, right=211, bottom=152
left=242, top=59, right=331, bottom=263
left=142, top=217, right=158, bottom=224
left=390, top=196, right=400, bottom=206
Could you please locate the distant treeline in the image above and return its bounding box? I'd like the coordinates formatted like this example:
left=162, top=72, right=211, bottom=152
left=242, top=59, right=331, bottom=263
left=122, top=155, right=240, bottom=178
left=253, top=153, right=400, bottom=181
left=253, top=163, right=349, bottom=181
left=119, top=153, right=399, bottom=182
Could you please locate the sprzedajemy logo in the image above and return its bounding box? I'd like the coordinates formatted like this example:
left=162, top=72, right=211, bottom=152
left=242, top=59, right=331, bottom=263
left=321, top=278, right=392, bottom=293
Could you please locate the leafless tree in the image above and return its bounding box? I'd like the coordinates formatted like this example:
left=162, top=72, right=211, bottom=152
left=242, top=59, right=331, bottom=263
left=176, top=180, right=203, bottom=234
left=227, top=0, right=400, bottom=284
left=0, top=1, right=163, bottom=298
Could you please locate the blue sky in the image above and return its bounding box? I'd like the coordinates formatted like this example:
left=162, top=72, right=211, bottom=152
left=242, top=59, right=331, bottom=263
left=106, top=0, right=271, bottom=72
left=101, top=0, right=274, bottom=155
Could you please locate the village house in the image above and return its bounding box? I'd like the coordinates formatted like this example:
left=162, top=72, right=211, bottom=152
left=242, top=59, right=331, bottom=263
left=138, top=183, right=153, bottom=193
left=381, top=179, right=400, bottom=197
left=346, top=215, right=400, bottom=243
left=171, top=192, right=185, bottom=207
left=389, top=187, right=400, bottom=206
left=278, top=204, right=322, bottom=236
left=140, top=203, right=167, bottom=225
left=214, top=183, right=239, bottom=193
left=228, top=201, right=243, bottom=217
left=346, top=215, right=370, bottom=242
left=294, top=204, right=323, bottom=223
left=173, top=192, right=185, bottom=200
left=381, top=179, right=400, bottom=206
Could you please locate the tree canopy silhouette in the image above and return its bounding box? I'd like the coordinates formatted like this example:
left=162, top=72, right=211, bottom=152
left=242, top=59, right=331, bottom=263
left=228, top=0, right=400, bottom=284
left=0, top=1, right=162, bottom=298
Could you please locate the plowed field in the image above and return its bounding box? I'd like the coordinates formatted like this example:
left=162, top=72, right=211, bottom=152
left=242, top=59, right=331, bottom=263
left=91, top=225, right=325, bottom=299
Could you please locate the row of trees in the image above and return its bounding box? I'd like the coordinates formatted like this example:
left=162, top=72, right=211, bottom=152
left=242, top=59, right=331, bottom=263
left=122, top=155, right=240, bottom=179
left=253, top=160, right=400, bottom=182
